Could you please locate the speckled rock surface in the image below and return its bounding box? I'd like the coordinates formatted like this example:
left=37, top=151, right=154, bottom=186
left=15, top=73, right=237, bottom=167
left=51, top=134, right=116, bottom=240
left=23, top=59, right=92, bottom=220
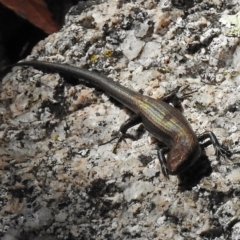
left=1, top=0, right=240, bottom=239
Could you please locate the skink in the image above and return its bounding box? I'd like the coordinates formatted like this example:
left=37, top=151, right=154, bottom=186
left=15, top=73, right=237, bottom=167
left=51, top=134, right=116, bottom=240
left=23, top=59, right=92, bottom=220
left=12, top=61, right=231, bottom=177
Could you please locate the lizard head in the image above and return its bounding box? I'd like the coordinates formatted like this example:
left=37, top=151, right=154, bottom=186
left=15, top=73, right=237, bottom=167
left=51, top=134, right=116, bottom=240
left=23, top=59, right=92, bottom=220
left=166, top=143, right=202, bottom=175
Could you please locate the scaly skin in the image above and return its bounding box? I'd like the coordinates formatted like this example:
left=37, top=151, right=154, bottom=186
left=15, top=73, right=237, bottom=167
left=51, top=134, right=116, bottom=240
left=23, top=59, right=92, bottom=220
left=12, top=61, right=230, bottom=176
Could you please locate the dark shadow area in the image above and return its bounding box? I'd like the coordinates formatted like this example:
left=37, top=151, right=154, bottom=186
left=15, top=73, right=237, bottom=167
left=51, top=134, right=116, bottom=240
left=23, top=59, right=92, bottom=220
left=0, top=0, right=79, bottom=79
left=0, top=4, right=47, bottom=66
left=0, top=3, right=47, bottom=79
left=178, top=152, right=212, bottom=190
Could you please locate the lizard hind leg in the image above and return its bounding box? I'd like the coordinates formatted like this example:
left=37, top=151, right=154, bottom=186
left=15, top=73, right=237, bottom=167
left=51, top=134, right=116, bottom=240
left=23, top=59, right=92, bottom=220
left=161, top=85, right=198, bottom=111
left=112, top=114, right=142, bottom=153
left=99, top=114, right=142, bottom=153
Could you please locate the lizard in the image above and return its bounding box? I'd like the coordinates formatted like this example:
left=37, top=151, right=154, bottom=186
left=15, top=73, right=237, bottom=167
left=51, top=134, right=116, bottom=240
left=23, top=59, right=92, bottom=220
left=11, top=60, right=232, bottom=178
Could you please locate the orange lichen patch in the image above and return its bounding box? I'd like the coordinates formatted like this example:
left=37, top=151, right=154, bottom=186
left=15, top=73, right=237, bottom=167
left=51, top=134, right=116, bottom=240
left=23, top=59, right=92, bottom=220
left=155, top=12, right=171, bottom=33
left=0, top=160, right=9, bottom=170
left=0, top=0, right=59, bottom=34
left=102, top=50, right=113, bottom=57
left=1, top=197, right=23, bottom=215
left=90, top=55, right=99, bottom=62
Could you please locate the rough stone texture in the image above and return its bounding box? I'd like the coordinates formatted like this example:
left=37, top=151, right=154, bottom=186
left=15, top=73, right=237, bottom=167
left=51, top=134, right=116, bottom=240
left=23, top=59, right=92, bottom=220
left=1, top=0, right=240, bottom=239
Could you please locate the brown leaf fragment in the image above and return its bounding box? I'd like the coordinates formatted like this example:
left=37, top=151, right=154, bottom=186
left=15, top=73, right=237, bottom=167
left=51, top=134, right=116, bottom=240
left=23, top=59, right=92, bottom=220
left=0, top=0, right=60, bottom=34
